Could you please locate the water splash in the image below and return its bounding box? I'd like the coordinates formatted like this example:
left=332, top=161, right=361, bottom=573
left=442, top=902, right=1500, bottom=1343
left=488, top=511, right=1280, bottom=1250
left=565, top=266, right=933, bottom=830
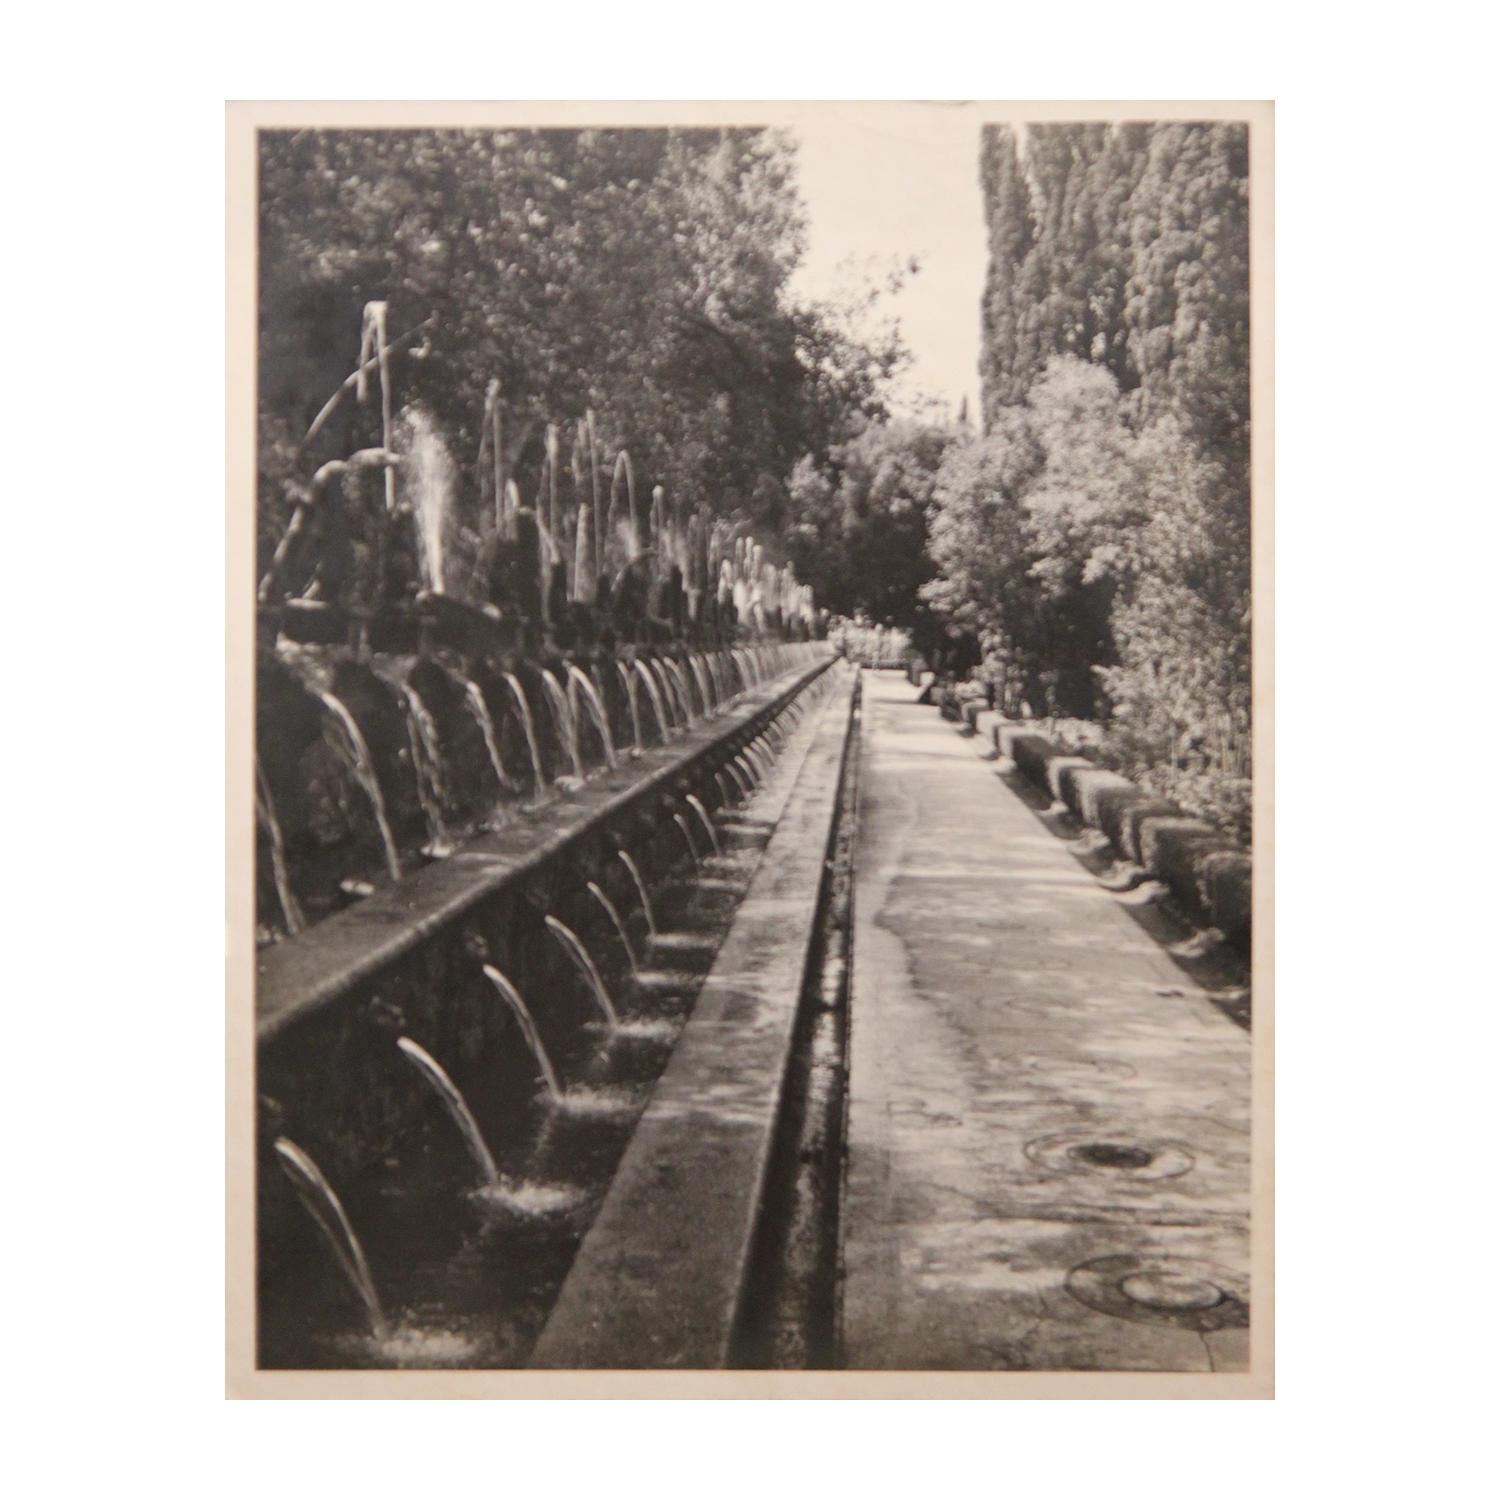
left=481, top=964, right=561, bottom=1100
left=317, top=691, right=402, bottom=881
left=546, top=1085, right=637, bottom=1119
left=587, top=880, right=639, bottom=976
left=539, top=670, right=584, bottom=781
left=396, top=1037, right=499, bottom=1186
left=256, top=760, right=304, bottom=935
left=404, top=406, right=454, bottom=593
left=501, top=673, right=548, bottom=800
left=566, top=664, right=617, bottom=769
left=545, top=915, right=619, bottom=1027
left=472, top=1179, right=586, bottom=1217
left=616, top=661, right=644, bottom=755
left=673, top=812, right=700, bottom=870
left=273, top=1137, right=387, bottom=1339
left=618, top=849, right=657, bottom=942
left=684, top=794, right=722, bottom=856
left=634, top=659, right=671, bottom=743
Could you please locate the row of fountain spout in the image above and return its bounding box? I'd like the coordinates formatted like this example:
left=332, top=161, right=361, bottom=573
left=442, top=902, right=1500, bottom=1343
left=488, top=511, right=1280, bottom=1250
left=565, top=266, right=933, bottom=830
left=271, top=689, right=815, bottom=1345
left=258, top=641, right=806, bottom=941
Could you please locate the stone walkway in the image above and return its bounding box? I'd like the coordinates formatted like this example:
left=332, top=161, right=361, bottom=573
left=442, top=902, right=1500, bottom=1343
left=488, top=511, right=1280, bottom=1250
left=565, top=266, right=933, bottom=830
left=842, top=671, right=1252, bottom=1371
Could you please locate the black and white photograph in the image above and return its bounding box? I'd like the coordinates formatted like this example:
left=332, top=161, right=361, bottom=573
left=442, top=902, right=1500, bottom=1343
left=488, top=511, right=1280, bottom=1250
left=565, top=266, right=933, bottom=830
left=230, top=99, right=1270, bottom=1395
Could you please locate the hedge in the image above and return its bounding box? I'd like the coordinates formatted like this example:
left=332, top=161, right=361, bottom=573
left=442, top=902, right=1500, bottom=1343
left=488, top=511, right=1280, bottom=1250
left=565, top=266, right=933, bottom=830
left=1045, top=755, right=1095, bottom=805
left=1060, top=766, right=1137, bottom=828
left=1198, top=850, right=1252, bottom=950
left=1138, top=817, right=1222, bottom=924
left=1007, top=733, right=1059, bottom=790
left=1118, top=798, right=1185, bottom=866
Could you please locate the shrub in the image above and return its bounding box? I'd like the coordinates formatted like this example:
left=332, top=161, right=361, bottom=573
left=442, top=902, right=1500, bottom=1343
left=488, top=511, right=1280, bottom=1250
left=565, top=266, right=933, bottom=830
left=1046, top=755, right=1095, bottom=805
left=1119, top=798, right=1184, bottom=865
left=1007, top=733, right=1058, bottom=791
left=1062, top=766, right=1137, bottom=828
left=1138, top=817, right=1222, bottom=921
left=1198, top=850, right=1252, bottom=950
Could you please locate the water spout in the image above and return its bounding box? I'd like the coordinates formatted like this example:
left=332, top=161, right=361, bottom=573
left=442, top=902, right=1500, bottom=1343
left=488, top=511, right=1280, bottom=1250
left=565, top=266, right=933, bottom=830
left=539, top=670, right=585, bottom=781
left=618, top=849, right=657, bottom=943
left=663, top=659, right=694, bottom=727
left=453, top=674, right=513, bottom=806
left=587, top=880, right=639, bottom=976
left=648, top=660, right=680, bottom=733
left=674, top=812, right=700, bottom=870
left=501, top=673, right=549, bottom=801
left=688, top=654, right=715, bottom=716
left=274, top=1137, right=388, bottom=1339
left=616, top=661, right=644, bottom=755
left=566, top=664, right=617, bottom=770
left=481, top=964, right=561, bottom=1100
left=397, top=681, right=454, bottom=854
left=405, top=406, right=454, bottom=594
left=684, top=794, right=721, bottom=856
left=545, top=915, right=619, bottom=1027
left=634, top=659, right=671, bottom=743
left=317, top=691, right=402, bottom=882
left=396, top=1037, right=500, bottom=1186
left=256, top=760, right=305, bottom=935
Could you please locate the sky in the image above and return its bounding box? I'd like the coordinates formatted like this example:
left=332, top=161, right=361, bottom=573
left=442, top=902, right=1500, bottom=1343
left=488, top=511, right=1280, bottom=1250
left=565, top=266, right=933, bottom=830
left=785, top=103, right=989, bottom=421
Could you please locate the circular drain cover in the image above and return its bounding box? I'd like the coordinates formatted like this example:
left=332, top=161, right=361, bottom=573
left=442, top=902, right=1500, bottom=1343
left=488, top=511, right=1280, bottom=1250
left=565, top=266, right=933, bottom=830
left=1024, top=1131, right=1195, bottom=1181
left=1066, top=1255, right=1249, bottom=1331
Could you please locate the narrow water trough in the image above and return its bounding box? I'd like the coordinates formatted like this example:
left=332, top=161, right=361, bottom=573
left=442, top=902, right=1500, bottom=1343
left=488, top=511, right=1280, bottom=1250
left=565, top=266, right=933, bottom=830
left=530, top=667, right=861, bottom=1368
left=256, top=648, right=854, bottom=1369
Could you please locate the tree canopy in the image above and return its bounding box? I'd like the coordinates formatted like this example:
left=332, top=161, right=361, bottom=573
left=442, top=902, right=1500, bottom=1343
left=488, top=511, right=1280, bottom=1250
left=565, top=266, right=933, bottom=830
left=257, top=127, right=905, bottom=578
left=927, top=121, right=1251, bottom=833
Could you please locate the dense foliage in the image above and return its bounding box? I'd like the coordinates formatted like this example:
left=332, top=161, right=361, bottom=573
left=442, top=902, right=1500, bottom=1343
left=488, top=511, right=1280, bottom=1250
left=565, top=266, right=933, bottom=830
left=257, top=127, right=905, bottom=587
left=785, top=418, right=955, bottom=637
left=922, top=121, right=1251, bottom=839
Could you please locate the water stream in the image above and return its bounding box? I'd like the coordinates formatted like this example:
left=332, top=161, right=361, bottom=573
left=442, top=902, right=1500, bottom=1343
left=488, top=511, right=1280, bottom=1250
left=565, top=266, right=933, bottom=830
left=566, top=664, right=617, bottom=770
left=396, top=1037, right=501, bottom=1186
left=544, top=915, right=619, bottom=1027
left=397, top=681, right=455, bottom=853
left=481, top=964, right=562, bottom=1100
left=256, top=759, right=305, bottom=935
left=274, top=1137, right=388, bottom=1339
left=586, top=880, right=640, bottom=977
left=618, top=849, right=658, bottom=942
left=316, top=690, right=403, bottom=882
left=674, top=812, right=701, bottom=870
left=634, top=659, right=671, bottom=743
left=539, top=670, right=585, bottom=781
left=684, top=794, right=722, bottom=856
left=616, top=661, right=644, bottom=755
left=501, top=673, right=549, bottom=800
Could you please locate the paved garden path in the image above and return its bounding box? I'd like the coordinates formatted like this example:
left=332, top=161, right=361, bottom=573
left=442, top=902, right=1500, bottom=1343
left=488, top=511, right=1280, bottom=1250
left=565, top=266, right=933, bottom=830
left=842, top=671, right=1253, bottom=1371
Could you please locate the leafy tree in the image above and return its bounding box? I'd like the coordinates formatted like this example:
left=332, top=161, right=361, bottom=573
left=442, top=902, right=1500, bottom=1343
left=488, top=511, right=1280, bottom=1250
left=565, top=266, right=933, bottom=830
left=256, top=127, right=906, bottom=593
left=785, top=418, right=955, bottom=628
left=959, top=121, right=1250, bottom=818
